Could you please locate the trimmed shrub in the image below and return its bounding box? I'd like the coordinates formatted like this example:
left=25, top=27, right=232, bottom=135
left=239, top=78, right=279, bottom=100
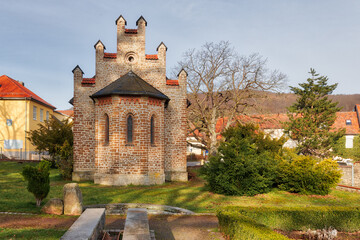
left=217, top=207, right=290, bottom=240
left=21, top=160, right=51, bottom=207
left=278, top=152, right=341, bottom=195
left=219, top=206, right=360, bottom=232
left=201, top=124, right=285, bottom=196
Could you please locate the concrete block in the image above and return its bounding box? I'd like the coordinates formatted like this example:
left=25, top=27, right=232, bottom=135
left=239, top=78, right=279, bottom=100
left=61, top=208, right=105, bottom=240
left=123, top=208, right=150, bottom=240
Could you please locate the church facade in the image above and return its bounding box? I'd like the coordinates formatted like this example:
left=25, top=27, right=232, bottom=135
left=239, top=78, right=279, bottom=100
left=71, top=15, right=188, bottom=185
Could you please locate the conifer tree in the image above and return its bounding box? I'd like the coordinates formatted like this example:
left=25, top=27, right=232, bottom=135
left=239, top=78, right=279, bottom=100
left=284, top=69, right=344, bottom=157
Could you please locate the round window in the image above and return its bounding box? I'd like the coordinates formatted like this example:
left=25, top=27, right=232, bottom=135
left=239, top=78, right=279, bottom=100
left=125, top=52, right=137, bottom=64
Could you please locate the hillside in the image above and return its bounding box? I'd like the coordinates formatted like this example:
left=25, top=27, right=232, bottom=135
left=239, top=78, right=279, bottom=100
left=242, top=92, right=360, bottom=114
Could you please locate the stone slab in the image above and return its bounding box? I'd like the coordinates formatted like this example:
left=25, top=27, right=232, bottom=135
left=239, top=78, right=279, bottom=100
left=123, top=208, right=150, bottom=240
left=63, top=183, right=83, bottom=215
left=61, top=208, right=105, bottom=240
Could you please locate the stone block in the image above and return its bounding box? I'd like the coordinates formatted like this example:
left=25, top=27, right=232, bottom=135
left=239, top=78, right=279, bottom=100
left=123, top=208, right=150, bottom=240
left=72, top=170, right=95, bottom=181
left=41, top=198, right=63, bottom=215
left=61, top=208, right=105, bottom=240
left=63, top=183, right=83, bottom=215
left=165, top=171, right=188, bottom=182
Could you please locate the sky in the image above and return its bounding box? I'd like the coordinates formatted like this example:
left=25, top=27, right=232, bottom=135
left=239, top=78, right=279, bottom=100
left=1, top=0, right=359, bottom=110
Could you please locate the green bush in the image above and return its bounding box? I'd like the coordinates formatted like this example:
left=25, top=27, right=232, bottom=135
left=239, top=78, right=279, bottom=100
left=332, top=135, right=360, bottom=161
left=217, top=207, right=290, bottom=240
left=21, top=160, right=51, bottom=207
left=201, top=124, right=285, bottom=196
left=219, top=206, right=360, bottom=232
left=278, top=152, right=341, bottom=195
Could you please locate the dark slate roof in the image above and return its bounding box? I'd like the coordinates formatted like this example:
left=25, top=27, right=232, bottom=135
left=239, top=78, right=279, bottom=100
left=91, top=71, right=170, bottom=102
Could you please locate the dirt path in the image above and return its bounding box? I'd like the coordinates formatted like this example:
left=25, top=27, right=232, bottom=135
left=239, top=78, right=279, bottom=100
left=0, top=214, right=77, bottom=229
left=0, top=214, right=224, bottom=240
left=106, top=215, right=224, bottom=240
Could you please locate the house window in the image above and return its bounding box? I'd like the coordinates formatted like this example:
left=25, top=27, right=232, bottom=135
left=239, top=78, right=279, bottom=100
left=346, top=119, right=352, bottom=125
left=46, top=111, right=49, bottom=121
left=105, top=114, right=109, bottom=144
left=40, top=109, right=43, bottom=122
left=127, top=115, right=133, bottom=144
left=33, top=106, right=37, bottom=120
left=150, top=116, right=155, bottom=145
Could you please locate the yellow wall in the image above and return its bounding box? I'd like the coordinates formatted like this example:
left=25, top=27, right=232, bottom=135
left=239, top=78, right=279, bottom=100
left=0, top=99, right=55, bottom=159
left=52, top=111, right=73, bottom=123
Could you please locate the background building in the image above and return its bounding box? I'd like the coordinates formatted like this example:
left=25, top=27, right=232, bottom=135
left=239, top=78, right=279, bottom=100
left=0, top=75, right=58, bottom=160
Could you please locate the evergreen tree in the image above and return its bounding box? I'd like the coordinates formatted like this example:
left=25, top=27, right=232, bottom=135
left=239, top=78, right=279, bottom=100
left=27, top=117, right=73, bottom=179
left=22, top=161, right=51, bottom=207
left=284, top=69, right=344, bottom=157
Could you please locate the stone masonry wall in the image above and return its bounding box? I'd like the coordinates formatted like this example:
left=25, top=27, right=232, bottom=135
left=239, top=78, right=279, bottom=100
left=339, top=162, right=360, bottom=187
left=72, top=15, right=187, bottom=184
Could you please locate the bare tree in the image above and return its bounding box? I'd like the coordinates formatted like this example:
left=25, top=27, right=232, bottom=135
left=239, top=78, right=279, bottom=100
left=178, top=41, right=287, bottom=154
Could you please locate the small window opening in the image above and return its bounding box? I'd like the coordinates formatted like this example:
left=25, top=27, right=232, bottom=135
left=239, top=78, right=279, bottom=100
left=150, top=116, right=155, bottom=145
left=128, top=56, right=134, bottom=62
left=127, top=115, right=133, bottom=143
left=105, top=114, right=109, bottom=144
left=346, top=119, right=352, bottom=125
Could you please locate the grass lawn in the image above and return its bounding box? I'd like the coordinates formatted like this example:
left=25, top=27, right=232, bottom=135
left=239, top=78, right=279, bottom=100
left=0, top=228, right=66, bottom=240
left=1, top=161, right=360, bottom=214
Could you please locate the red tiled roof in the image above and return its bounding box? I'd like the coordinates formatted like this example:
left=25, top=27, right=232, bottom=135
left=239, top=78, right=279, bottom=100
left=104, top=53, right=117, bottom=59
left=145, top=54, right=158, bottom=60
left=57, top=109, right=74, bottom=117
left=215, top=111, right=360, bottom=136
left=215, top=114, right=289, bottom=134
left=82, top=77, right=95, bottom=84
left=125, top=29, right=137, bottom=34
left=333, top=112, right=359, bottom=135
left=0, top=75, right=56, bottom=109
left=166, top=79, right=179, bottom=86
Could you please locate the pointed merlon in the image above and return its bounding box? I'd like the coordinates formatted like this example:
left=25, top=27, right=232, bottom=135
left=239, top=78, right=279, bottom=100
left=136, top=16, right=147, bottom=26
left=115, top=15, right=127, bottom=25
left=156, top=42, right=168, bottom=51
left=72, top=65, right=84, bottom=74
left=94, top=40, right=106, bottom=50
left=177, top=68, right=188, bottom=77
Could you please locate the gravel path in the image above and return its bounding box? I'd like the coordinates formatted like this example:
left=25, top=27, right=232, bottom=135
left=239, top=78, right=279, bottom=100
left=0, top=214, right=224, bottom=240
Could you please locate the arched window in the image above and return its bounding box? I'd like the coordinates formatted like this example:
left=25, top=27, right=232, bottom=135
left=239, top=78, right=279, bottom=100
left=150, top=116, right=155, bottom=145
left=127, top=115, right=133, bottom=143
left=105, top=114, right=109, bottom=144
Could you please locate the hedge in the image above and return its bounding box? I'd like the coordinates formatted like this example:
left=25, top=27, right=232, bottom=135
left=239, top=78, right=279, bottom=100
left=217, top=206, right=360, bottom=239
left=217, top=208, right=290, bottom=240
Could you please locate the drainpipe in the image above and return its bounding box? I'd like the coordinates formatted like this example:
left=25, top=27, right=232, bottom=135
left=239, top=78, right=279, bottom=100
left=24, top=98, right=27, bottom=160
left=349, top=162, right=354, bottom=187
left=352, top=163, right=355, bottom=186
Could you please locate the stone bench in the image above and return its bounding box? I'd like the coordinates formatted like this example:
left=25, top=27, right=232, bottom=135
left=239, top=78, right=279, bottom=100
left=61, top=208, right=105, bottom=240
left=123, top=208, right=151, bottom=240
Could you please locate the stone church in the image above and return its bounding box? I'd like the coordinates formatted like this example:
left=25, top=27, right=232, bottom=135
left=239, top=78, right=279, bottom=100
left=71, top=15, right=188, bottom=185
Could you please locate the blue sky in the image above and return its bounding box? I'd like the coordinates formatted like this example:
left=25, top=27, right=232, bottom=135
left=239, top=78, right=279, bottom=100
left=1, top=0, right=359, bottom=110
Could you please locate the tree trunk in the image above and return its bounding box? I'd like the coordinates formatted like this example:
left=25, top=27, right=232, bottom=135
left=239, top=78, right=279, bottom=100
left=36, top=198, right=42, bottom=207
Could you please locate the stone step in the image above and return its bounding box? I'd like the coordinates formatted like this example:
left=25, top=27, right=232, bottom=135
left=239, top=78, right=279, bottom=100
left=123, top=208, right=151, bottom=240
